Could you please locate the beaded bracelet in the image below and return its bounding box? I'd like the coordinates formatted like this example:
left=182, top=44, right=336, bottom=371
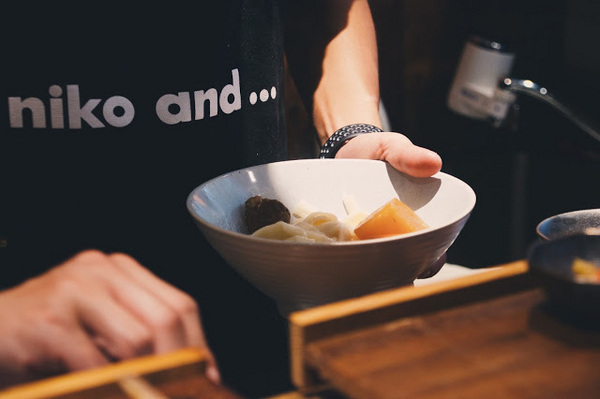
left=319, top=123, right=383, bottom=159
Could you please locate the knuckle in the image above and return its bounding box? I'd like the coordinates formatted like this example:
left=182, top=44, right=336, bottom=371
left=172, top=293, right=199, bottom=317
left=150, top=307, right=184, bottom=333
left=119, top=329, right=153, bottom=358
left=56, top=250, right=113, bottom=276
left=72, top=249, right=109, bottom=265
left=108, top=252, right=137, bottom=264
left=50, top=273, right=85, bottom=298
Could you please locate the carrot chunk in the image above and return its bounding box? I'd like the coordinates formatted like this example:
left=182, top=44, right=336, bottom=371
left=353, top=198, right=428, bottom=240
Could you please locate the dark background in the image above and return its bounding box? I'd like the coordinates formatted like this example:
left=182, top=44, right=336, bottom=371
left=288, top=0, right=600, bottom=268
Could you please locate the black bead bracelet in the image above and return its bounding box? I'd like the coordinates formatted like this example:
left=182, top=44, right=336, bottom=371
left=319, top=123, right=383, bottom=159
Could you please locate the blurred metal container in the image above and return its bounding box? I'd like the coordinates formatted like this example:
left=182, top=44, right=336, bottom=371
left=536, top=208, right=600, bottom=241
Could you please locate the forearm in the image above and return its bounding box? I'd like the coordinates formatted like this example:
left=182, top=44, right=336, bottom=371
left=285, top=0, right=381, bottom=143
left=313, top=0, right=381, bottom=142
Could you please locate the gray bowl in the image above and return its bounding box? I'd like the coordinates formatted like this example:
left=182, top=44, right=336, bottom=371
left=536, top=209, right=600, bottom=241
left=528, top=234, right=600, bottom=318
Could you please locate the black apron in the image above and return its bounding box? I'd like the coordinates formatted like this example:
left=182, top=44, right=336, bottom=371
left=1, top=1, right=291, bottom=396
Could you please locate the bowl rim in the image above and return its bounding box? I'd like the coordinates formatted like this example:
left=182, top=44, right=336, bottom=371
left=536, top=208, right=600, bottom=241
left=186, top=159, right=477, bottom=247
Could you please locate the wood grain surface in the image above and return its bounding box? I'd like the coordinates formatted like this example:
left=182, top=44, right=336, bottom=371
left=303, top=289, right=600, bottom=399
left=289, top=261, right=600, bottom=398
left=289, top=261, right=532, bottom=389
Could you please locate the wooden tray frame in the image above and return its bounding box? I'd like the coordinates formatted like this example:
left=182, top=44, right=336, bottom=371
left=288, top=260, right=531, bottom=393
left=0, top=347, right=241, bottom=399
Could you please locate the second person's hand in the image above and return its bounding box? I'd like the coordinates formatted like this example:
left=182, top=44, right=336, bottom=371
left=0, top=250, right=220, bottom=388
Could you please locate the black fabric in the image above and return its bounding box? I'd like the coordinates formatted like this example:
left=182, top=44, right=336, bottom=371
left=1, top=1, right=291, bottom=397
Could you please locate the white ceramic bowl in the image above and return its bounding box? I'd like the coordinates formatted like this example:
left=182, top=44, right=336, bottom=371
left=187, top=159, right=476, bottom=314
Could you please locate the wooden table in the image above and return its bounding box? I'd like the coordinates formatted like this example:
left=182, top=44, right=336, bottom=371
left=3, top=261, right=598, bottom=399
left=287, top=261, right=600, bottom=399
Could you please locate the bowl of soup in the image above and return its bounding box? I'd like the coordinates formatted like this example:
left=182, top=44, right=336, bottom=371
left=187, top=159, right=476, bottom=314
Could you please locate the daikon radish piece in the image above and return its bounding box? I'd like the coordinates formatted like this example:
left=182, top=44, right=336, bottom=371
left=354, top=198, right=428, bottom=240
left=292, top=199, right=317, bottom=220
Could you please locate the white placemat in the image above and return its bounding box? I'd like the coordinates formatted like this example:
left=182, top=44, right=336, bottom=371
left=414, top=264, right=498, bottom=287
